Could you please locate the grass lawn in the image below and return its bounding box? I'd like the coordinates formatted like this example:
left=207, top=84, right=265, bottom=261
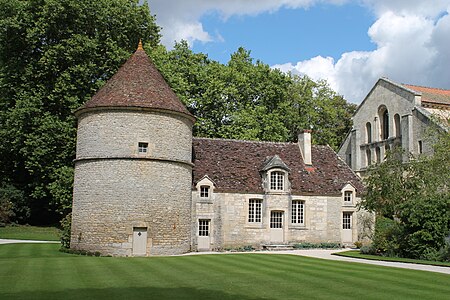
left=0, top=225, right=61, bottom=241
left=0, top=244, right=449, bottom=300
left=335, top=250, right=450, bottom=267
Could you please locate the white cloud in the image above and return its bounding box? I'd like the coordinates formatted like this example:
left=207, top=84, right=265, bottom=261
left=149, top=0, right=450, bottom=103
left=277, top=6, right=450, bottom=103
left=150, top=0, right=338, bottom=47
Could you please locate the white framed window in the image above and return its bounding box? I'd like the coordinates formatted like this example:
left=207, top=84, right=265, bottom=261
left=270, top=171, right=284, bottom=190
left=291, top=200, right=304, bottom=225
left=344, top=191, right=353, bottom=204
left=200, top=186, right=210, bottom=198
left=138, top=142, right=148, bottom=154
left=343, top=212, right=352, bottom=229
left=198, top=219, right=210, bottom=236
left=270, top=211, right=283, bottom=228
left=248, top=199, right=262, bottom=223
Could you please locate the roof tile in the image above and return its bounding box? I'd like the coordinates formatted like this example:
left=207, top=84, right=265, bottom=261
left=403, top=84, right=450, bottom=107
left=81, top=47, right=193, bottom=118
left=192, top=138, right=364, bottom=195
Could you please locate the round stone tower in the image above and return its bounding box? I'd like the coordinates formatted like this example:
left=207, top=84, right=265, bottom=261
left=71, top=42, right=195, bottom=256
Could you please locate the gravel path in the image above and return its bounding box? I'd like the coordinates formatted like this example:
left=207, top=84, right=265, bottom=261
left=185, top=249, right=450, bottom=275
left=0, top=239, right=60, bottom=244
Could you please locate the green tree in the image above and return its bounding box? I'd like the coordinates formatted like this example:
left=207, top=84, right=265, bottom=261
left=151, top=43, right=354, bottom=147
left=283, top=75, right=356, bottom=150
left=361, top=123, right=450, bottom=260
left=0, top=0, right=160, bottom=224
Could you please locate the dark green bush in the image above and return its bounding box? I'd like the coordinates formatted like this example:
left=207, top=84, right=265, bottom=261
left=0, top=183, right=29, bottom=224
left=293, top=242, right=341, bottom=249
left=372, top=217, right=403, bottom=256
left=60, top=213, right=71, bottom=249
left=360, top=245, right=376, bottom=255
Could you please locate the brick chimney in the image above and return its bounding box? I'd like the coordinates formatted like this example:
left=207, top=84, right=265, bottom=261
left=298, top=130, right=312, bottom=165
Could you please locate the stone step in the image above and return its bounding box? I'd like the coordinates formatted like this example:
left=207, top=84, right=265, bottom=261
left=262, top=244, right=295, bottom=251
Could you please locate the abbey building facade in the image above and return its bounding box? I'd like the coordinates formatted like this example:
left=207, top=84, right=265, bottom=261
left=338, top=77, right=450, bottom=176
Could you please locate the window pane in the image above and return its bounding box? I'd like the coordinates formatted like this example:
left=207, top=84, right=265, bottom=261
left=343, top=212, right=351, bottom=229
left=270, top=211, right=283, bottom=228
left=344, top=191, right=352, bottom=203
left=270, top=171, right=284, bottom=190
left=248, top=199, right=262, bottom=223
left=291, top=201, right=304, bottom=224
left=138, top=142, right=148, bottom=153
left=200, top=186, right=209, bottom=198
left=199, top=219, right=210, bottom=236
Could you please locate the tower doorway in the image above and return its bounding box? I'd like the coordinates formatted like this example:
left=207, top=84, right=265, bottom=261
left=132, top=227, right=148, bottom=256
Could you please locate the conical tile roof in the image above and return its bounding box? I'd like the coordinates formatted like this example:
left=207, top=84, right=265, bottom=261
left=80, top=44, right=193, bottom=119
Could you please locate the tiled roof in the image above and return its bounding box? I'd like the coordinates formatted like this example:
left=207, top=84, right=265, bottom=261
left=403, top=84, right=450, bottom=107
left=192, top=138, right=364, bottom=196
left=80, top=47, right=193, bottom=118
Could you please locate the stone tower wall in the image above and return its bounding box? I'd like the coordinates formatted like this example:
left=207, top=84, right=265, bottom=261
left=76, top=110, right=192, bottom=162
left=71, top=109, right=193, bottom=256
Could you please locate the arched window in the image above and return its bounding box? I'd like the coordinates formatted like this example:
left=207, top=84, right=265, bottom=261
left=378, top=106, right=389, bottom=140
left=366, top=149, right=372, bottom=166
left=394, top=114, right=401, bottom=137
left=366, top=122, right=372, bottom=143
left=376, top=147, right=381, bottom=164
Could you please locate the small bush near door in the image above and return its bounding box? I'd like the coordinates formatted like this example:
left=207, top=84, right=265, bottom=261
left=293, top=242, right=341, bottom=249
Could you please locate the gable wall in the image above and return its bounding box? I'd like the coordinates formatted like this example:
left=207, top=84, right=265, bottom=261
left=341, top=79, right=436, bottom=174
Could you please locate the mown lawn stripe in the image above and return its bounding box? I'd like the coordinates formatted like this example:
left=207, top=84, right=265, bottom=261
left=0, top=244, right=449, bottom=300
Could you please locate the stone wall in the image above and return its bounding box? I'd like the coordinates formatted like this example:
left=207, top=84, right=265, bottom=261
left=76, top=110, right=193, bottom=162
left=339, top=79, right=435, bottom=173
left=72, top=109, right=193, bottom=256
left=192, top=191, right=363, bottom=250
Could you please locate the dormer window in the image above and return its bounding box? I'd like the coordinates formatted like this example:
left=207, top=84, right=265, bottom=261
left=344, top=191, right=353, bottom=204
left=270, top=171, right=284, bottom=190
left=138, top=142, right=148, bottom=154
left=341, top=184, right=356, bottom=206
left=196, top=175, right=215, bottom=202
left=200, top=186, right=210, bottom=198
left=260, top=155, right=290, bottom=193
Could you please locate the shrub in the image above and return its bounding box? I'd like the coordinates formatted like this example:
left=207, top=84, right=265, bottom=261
left=60, top=213, right=72, bottom=249
left=293, top=242, right=341, bottom=249
left=399, top=194, right=450, bottom=260
left=242, top=245, right=254, bottom=251
left=0, top=183, right=29, bottom=224
left=354, top=241, right=363, bottom=249
left=360, top=245, right=376, bottom=255
left=372, top=217, right=403, bottom=256
left=439, top=244, right=450, bottom=262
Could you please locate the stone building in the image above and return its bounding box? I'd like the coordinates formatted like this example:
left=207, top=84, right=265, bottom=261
left=71, top=43, right=366, bottom=256
left=338, top=77, right=450, bottom=176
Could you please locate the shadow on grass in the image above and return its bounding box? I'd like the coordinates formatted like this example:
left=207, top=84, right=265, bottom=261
left=0, top=286, right=277, bottom=300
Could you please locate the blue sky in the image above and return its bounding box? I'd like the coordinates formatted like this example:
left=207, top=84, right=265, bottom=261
left=150, top=1, right=450, bottom=103
left=193, top=4, right=376, bottom=65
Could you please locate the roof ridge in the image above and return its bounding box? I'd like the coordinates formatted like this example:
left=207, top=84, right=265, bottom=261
left=402, top=83, right=450, bottom=92
left=193, top=136, right=294, bottom=145
left=193, top=136, right=327, bottom=148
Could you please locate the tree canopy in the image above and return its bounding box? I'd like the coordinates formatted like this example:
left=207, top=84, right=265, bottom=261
left=0, top=0, right=160, bottom=224
left=0, top=1, right=356, bottom=225
left=150, top=41, right=356, bottom=146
